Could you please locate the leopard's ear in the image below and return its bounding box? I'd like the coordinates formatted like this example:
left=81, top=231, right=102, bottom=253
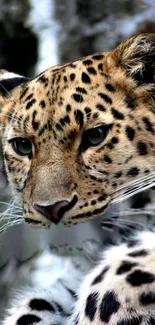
left=0, top=70, right=29, bottom=128
left=113, top=33, right=155, bottom=84
left=0, top=69, right=29, bottom=97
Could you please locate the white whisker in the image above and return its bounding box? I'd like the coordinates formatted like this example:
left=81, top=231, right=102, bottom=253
left=110, top=172, right=155, bottom=204
left=102, top=219, right=136, bottom=231
left=0, top=82, right=17, bottom=104
left=0, top=201, right=22, bottom=209
left=0, top=196, right=23, bottom=233
left=0, top=215, right=23, bottom=220
left=111, top=172, right=155, bottom=194
left=1, top=110, right=34, bottom=135
left=0, top=220, right=23, bottom=234
left=101, top=217, right=145, bottom=232
left=112, top=209, right=155, bottom=218
left=0, top=209, right=22, bottom=216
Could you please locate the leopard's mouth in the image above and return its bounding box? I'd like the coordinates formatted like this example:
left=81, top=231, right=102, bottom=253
left=24, top=194, right=110, bottom=226
left=68, top=202, right=109, bottom=224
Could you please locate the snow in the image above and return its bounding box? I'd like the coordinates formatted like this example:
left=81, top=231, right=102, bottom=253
left=27, top=0, right=59, bottom=74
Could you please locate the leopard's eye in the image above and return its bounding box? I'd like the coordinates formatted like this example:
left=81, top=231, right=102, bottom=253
left=9, top=138, right=32, bottom=156
left=81, top=124, right=113, bottom=152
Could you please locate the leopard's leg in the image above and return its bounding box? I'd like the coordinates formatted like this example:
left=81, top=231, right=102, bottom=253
left=2, top=241, right=100, bottom=325
left=3, top=285, right=73, bottom=325
left=70, top=230, right=155, bottom=325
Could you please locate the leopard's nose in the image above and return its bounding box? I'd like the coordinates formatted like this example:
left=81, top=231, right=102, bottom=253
left=33, top=201, right=70, bottom=224
left=33, top=196, right=78, bottom=224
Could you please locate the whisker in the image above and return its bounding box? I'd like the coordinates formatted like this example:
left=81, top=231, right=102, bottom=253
left=1, top=213, right=23, bottom=219
left=0, top=207, right=22, bottom=215
left=0, top=201, right=22, bottom=209
left=111, top=183, right=155, bottom=204
left=102, top=220, right=137, bottom=232
left=0, top=215, right=23, bottom=220
left=0, top=220, right=23, bottom=234
left=101, top=204, right=155, bottom=234
left=111, top=172, right=155, bottom=204
left=101, top=218, right=145, bottom=232
left=0, top=209, right=22, bottom=216
left=114, top=218, right=145, bottom=228
left=0, top=82, right=17, bottom=104
left=112, top=209, right=155, bottom=218
left=1, top=111, right=33, bottom=135
left=0, top=197, right=23, bottom=227
left=111, top=172, right=155, bottom=194
left=0, top=218, right=23, bottom=226
left=0, top=216, right=23, bottom=224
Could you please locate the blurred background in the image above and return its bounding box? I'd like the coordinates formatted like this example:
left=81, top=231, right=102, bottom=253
left=0, top=0, right=155, bottom=315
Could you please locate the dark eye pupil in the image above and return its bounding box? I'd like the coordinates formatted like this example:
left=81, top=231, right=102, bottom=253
left=88, top=127, right=104, bottom=145
left=11, top=138, right=32, bottom=156
left=18, top=139, right=31, bottom=153
left=81, top=124, right=112, bottom=152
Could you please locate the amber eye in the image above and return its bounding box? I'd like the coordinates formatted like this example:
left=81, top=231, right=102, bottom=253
left=81, top=124, right=112, bottom=152
left=9, top=138, right=32, bottom=156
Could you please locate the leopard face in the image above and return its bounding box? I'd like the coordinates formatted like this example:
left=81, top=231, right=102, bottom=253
left=1, top=34, right=155, bottom=227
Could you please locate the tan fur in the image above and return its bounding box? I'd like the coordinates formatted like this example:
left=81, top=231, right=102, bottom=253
left=1, top=34, right=155, bottom=226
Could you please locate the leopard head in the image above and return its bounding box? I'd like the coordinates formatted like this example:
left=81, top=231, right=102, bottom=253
left=1, top=34, right=155, bottom=227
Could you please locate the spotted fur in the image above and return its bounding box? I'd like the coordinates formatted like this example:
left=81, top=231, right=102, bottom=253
left=1, top=34, right=155, bottom=226
left=1, top=34, right=155, bottom=325
left=3, top=231, right=155, bottom=325
left=71, top=231, right=155, bottom=325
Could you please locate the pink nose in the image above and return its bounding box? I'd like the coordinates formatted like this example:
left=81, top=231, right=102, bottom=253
left=33, top=196, right=78, bottom=224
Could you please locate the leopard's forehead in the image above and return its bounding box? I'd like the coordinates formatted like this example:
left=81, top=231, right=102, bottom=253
left=9, top=52, right=136, bottom=142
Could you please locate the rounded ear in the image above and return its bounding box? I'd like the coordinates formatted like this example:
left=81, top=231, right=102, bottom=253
left=0, top=70, right=29, bottom=128
left=113, top=33, right=155, bottom=84
left=0, top=69, right=29, bottom=97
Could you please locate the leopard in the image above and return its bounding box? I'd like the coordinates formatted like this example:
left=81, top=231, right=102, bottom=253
left=1, top=33, right=155, bottom=324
